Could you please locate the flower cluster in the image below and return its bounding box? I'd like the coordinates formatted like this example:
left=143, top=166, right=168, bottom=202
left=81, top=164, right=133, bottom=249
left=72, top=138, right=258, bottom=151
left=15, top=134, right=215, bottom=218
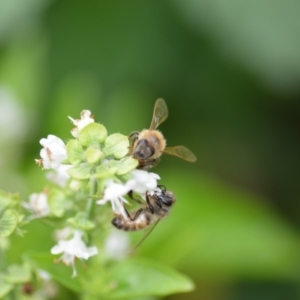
left=27, top=110, right=163, bottom=276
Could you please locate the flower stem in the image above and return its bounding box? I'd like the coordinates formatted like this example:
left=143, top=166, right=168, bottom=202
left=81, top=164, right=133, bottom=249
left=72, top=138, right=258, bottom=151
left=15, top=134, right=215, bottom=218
left=86, top=177, right=97, bottom=219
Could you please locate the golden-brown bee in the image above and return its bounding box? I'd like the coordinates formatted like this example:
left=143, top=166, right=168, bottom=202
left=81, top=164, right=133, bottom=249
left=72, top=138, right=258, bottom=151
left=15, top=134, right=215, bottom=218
left=129, top=98, right=197, bottom=169
left=111, top=186, right=176, bottom=231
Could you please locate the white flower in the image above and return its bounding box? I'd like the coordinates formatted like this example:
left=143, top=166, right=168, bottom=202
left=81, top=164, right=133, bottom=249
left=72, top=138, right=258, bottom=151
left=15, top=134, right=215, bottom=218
left=105, top=230, right=130, bottom=260
left=68, top=110, right=94, bottom=138
left=96, top=180, right=136, bottom=218
left=130, top=170, right=160, bottom=194
left=36, top=135, right=67, bottom=169
left=46, top=164, right=71, bottom=187
left=53, top=227, right=72, bottom=241
left=23, top=192, right=50, bottom=218
left=51, top=230, right=98, bottom=277
left=37, top=269, right=51, bottom=281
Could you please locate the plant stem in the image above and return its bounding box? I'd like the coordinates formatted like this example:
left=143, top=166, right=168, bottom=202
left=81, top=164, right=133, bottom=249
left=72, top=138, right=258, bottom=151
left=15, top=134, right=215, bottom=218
left=85, top=177, right=97, bottom=219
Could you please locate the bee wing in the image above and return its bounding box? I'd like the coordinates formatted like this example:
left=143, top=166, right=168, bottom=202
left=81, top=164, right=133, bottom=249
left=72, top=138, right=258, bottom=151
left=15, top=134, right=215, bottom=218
left=130, top=220, right=160, bottom=252
left=163, top=146, right=197, bottom=162
left=149, top=98, right=169, bottom=130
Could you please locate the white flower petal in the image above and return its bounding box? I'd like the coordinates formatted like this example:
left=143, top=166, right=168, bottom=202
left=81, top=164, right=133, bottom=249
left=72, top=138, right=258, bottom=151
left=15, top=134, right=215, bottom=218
left=24, top=192, right=50, bottom=218
left=69, top=110, right=94, bottom=138
left=46, top=165, right=71, bottom=188
left=50, top=230, right=98, bottom=277
left=51, top=243, right=65, bottom=255
left=38, top=135, right=67, bottom=170
left=130, top=170, right=160, bottom=194
left=96, top=180, right=135, bottom=216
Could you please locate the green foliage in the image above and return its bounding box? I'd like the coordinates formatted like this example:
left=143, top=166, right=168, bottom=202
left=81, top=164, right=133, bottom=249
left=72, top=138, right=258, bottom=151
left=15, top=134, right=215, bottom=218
left=48, top=189, right=67, bottom=217
left=0, top=263, right=31, bottom=298
left=67, top=212, right=95, bottom=231
left=3, top=263, right=31, bottom=283
left=29, top=252, right=82, bottom=292
left=1, top=1, right=300, bottom=299
left=139, top=170, right=300, bottom=281
left=0, top=191, right=19, bottom=211
left=106, top=258, right=194, bottom=299
left=0, top=191, right=20, bottom=237
left=0, top=209, right=19, bottom=237
left=29, top=253, right=194, bottom=299
left=0, top=279, right=13, bottom=298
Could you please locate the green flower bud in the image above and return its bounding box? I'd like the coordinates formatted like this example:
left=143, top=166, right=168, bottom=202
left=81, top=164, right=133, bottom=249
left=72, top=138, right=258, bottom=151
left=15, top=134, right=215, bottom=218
left=103, top=133, right=129, bottom=159
left=68, top=163, right=93, bottom=180
left=66, top=139, right=84, bottom=165
left=94, top=165, right=117, bottom=179
left=78, top=123, right=107, bottom=146
left=85, top=147, right=103, bottom=164
left=108, top=157, right=139, bottom=175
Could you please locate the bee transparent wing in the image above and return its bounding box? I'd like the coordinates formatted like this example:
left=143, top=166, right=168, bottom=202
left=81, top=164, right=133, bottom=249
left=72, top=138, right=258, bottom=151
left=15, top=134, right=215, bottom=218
left=163, top=146, right=197, bottom=162
left=131, top=220, right=160, bottom=252
left=149, top=98, right=169, bottom=130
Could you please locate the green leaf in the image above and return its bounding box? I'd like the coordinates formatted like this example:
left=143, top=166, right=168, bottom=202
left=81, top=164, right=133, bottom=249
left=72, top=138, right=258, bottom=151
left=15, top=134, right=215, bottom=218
left=94, top=164, right=117, bottom=179
left=106, top=258, right=194, bottom=299
left=103, top=133, right=129, bottom=159
left=0, top=190, right=19, bottom=212
left=0, top=278, right=13, bottom=298
left=67, top=212, right=95, bottom=230
left=0, top=209, right=18, bottom=237
left=78, top=123, right=107, bottom=146
left=85, top=147, right=103, bottom=164
left=68, top=163, right=93, bottom=180
left=28, top=252, right=82, bottom=292
left=139, top=170, right=300, bottom=281
left=108, top=157, right=139, bottom=175
left=48, top=189, right=67, bottom=217
left=67, top=139, right=84, bottom=165
left=4, top=263, right=31, bottom=283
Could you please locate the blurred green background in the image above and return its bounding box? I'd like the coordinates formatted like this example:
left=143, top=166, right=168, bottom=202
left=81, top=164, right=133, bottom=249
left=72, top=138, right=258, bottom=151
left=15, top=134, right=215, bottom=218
left=1, top=1, right=300, bottom=299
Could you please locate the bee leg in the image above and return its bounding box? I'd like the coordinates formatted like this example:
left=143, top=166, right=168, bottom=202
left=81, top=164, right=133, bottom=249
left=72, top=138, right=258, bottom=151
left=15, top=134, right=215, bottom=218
left=124, top=207, right=133, bottom=220
left=128, top=190, right=143, bottom=204
left=146, top=192, right=155, bottom=214
left=128, top=131, right=139, bottom=144
left=131, top=208, right=143, bottom=221
left=156, top=199, right=162, bottom=208
left=127, top=131, right=140, bottom=156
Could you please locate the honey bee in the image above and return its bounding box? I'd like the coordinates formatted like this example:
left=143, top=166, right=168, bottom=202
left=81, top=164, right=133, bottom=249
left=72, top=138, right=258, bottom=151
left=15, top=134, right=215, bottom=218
left=129, top=98, right=197, bottom=169
left=112, top=186, right=176, bottom=231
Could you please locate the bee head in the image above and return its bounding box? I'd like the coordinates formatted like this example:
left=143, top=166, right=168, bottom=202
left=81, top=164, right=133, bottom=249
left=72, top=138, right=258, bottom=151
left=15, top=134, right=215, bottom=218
left=134, top=139, right=155, bottom=159
left=157, top=190, right=176, bottom=207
